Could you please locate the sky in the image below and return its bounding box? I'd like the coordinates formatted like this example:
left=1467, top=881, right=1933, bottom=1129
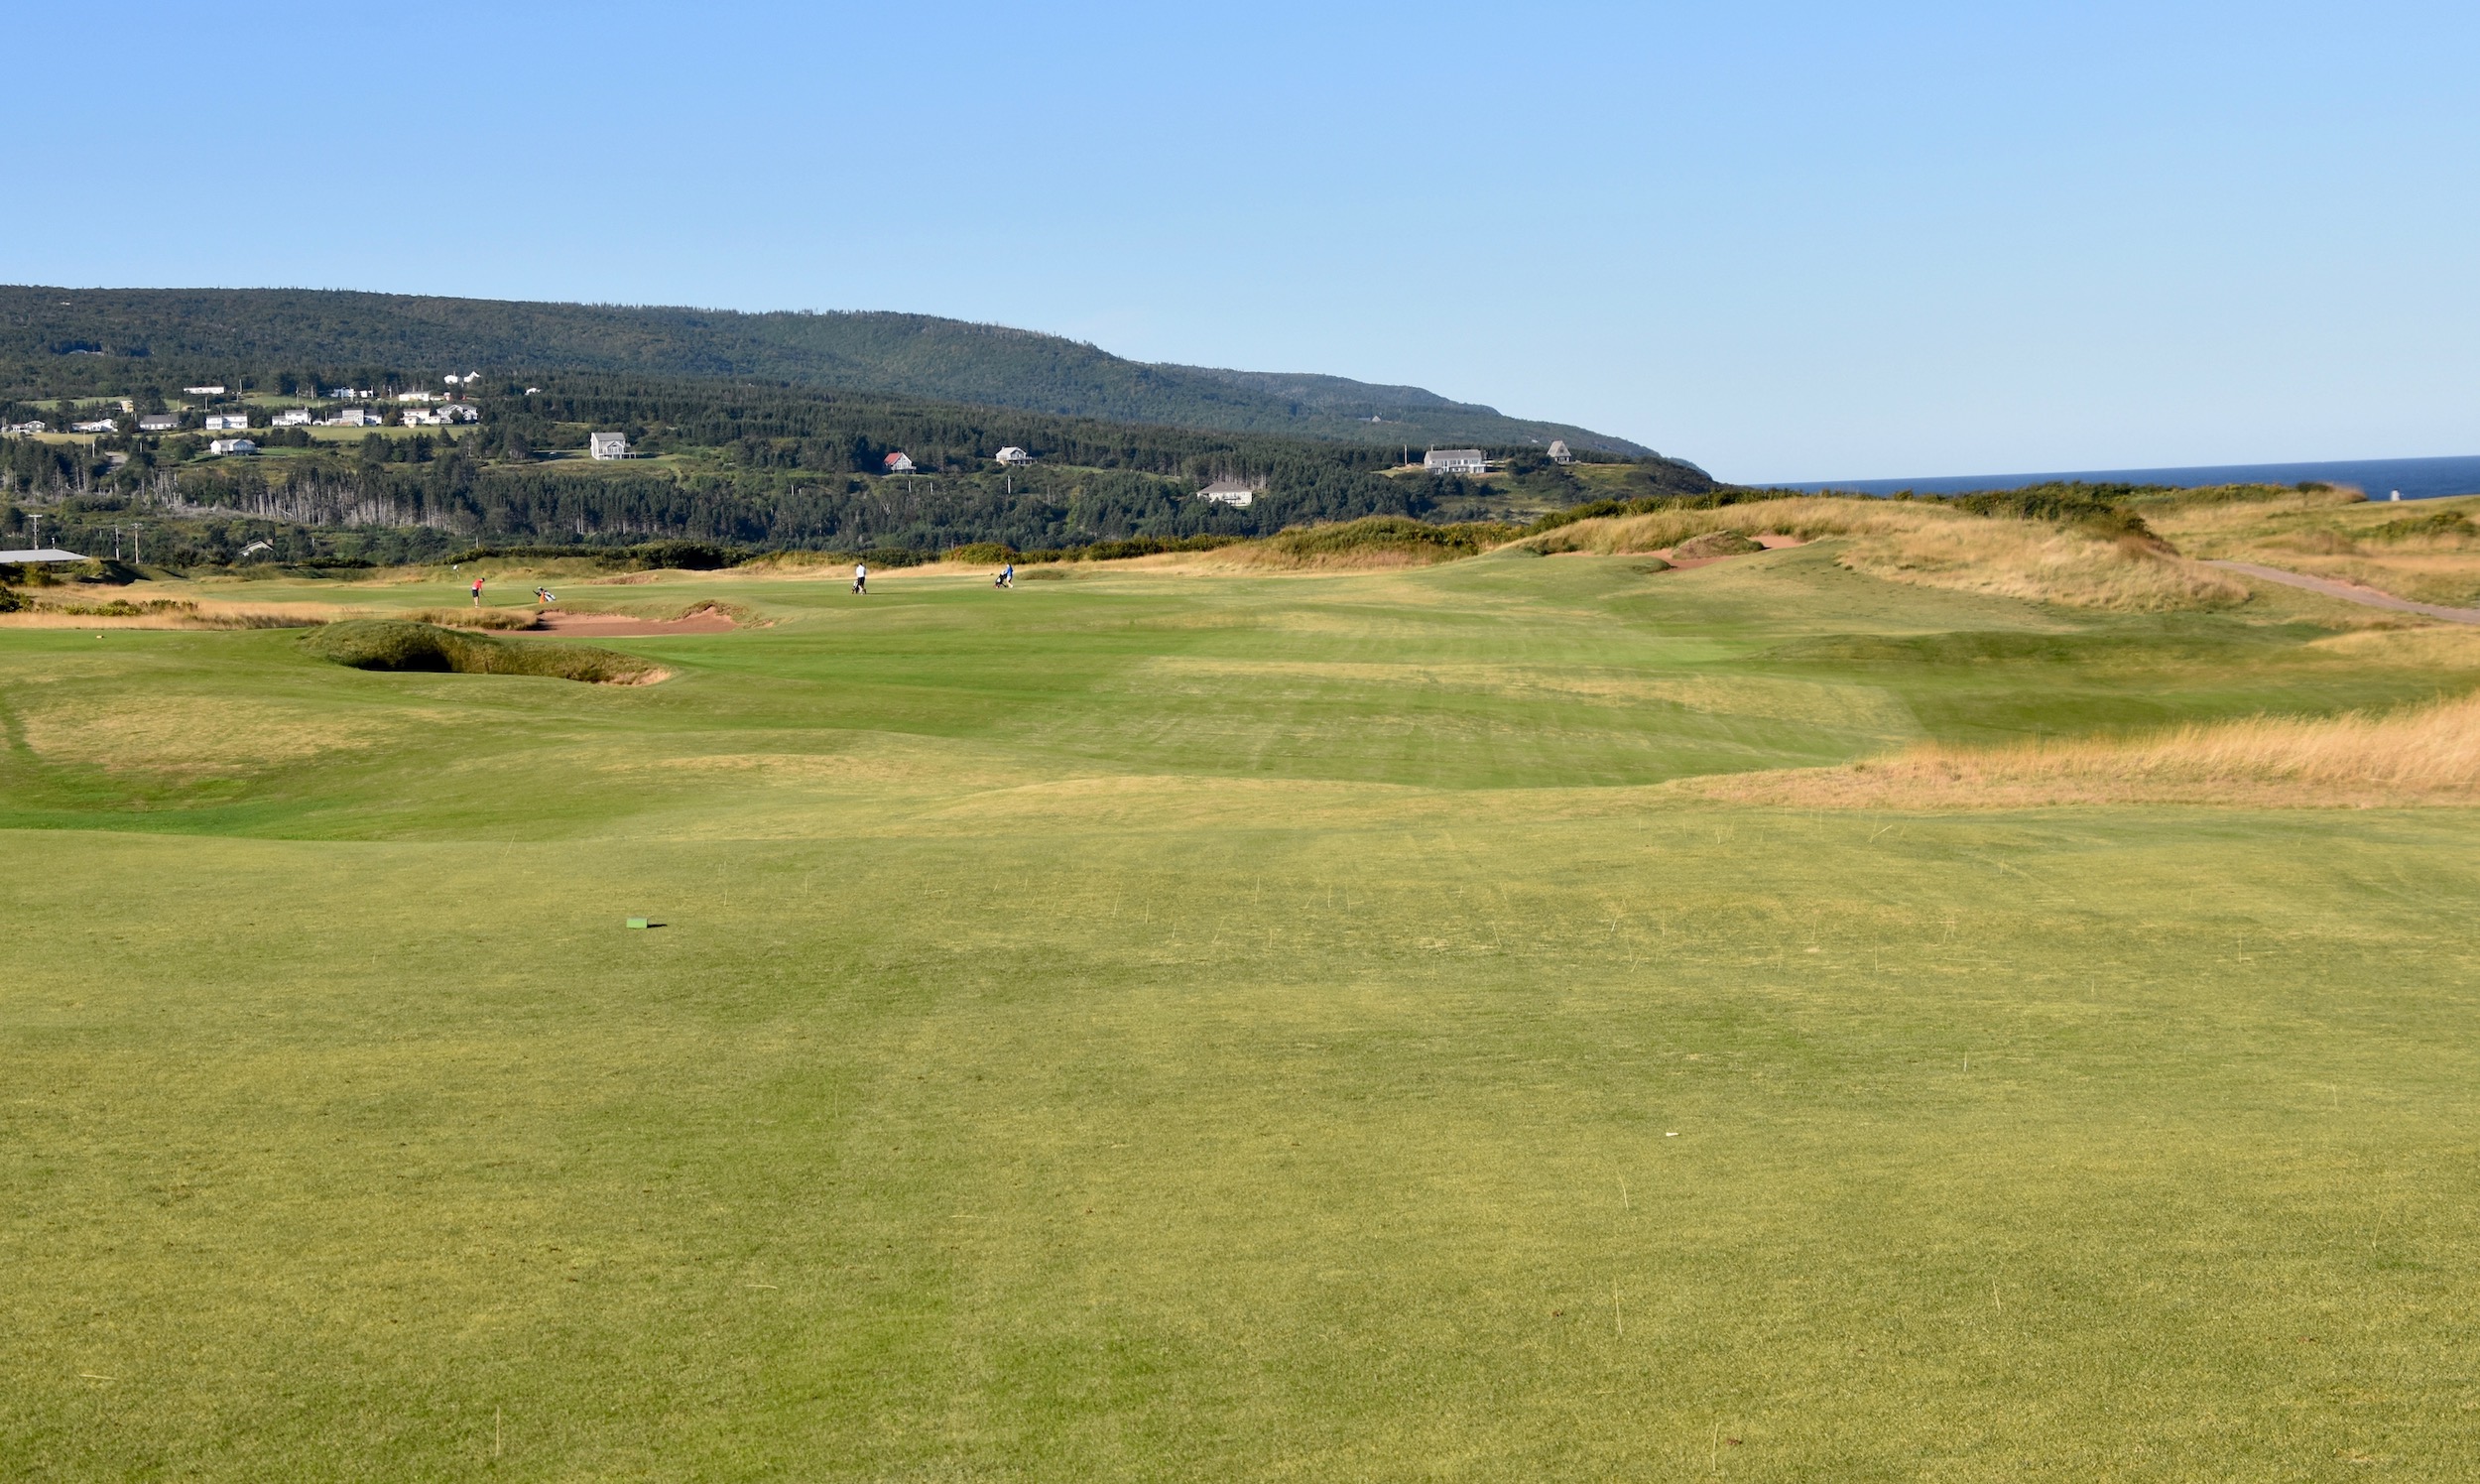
left=6, top=1, right=2475, bottom=482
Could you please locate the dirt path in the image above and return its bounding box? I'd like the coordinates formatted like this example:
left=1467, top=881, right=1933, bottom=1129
left=2207, top=560, right=2480, bottom=626
left=527, top=606, right=739, bottom=637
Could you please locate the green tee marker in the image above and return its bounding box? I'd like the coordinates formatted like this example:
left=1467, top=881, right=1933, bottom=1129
left=625, top=917, right=649, bottom=929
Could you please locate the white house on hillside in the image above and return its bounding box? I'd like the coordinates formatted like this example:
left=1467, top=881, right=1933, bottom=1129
left=995, top=445, right=1033, bottom=466
left=1424, top=448, right=1488, bottom=474
left=884, top=451, right=916, bottom=473
left=1548, top=439, right=1573, bottom=464
left=328, top=408, right=382, bottom=428
left=440, top=403, right=479, bottom=423
left=208, top=437, right=257, bottom=455
left=273, top=408, right=313, bottom=427
left=184, top=385, right=226, bottom=396
left=204, top=413, right=251, bottom=431
left=589, top=431, right=629, bottom=460
left=72, top=418, right=119, bottom=433
left=138, top=414, right=180, bottom=433
left=1197, top=479, right=1255, bottom=508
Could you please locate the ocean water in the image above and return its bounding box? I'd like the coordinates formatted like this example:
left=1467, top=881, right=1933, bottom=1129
left=1774, top=454, right=2480, bottom=502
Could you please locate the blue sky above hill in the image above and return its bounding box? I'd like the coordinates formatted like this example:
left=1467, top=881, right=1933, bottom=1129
left=7, top=2, right=2475, bottom=481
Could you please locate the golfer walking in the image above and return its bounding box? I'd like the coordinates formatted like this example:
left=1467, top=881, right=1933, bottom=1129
left=852, top=561, right=868, bottom=595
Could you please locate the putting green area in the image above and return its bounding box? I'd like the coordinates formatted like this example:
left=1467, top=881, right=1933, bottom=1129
left=5, top=548, right=2476, bottom=1479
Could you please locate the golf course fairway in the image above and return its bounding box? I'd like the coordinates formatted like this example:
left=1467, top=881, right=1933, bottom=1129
left=5, top=546, right=2476, bottom=1480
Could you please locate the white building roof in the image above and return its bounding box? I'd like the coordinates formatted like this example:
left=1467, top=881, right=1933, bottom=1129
left=0, top=548, right=89, bottom=562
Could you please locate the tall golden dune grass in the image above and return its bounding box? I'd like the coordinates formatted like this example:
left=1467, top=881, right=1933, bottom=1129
left=2145, top=492, right=2480, bottom=607
left=401, top=607, right=541, bottom=630
left=1527, top=497, right=2248, bottom=611
left=1691, top=690, right=2480, bottom=808
left=0, top=597, right=335, bottom=629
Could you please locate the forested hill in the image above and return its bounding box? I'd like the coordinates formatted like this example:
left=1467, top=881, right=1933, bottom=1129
left=0, top=287, right=1653, bottom=456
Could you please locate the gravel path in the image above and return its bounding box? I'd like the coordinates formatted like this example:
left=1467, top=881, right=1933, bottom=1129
left=2207, top=560, right=2480, bottom=626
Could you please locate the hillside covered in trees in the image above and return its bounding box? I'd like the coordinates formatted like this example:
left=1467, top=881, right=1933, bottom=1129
left=0, top=287, right=1653, bottom=455
left=1, top=368, right=1713, bottom=566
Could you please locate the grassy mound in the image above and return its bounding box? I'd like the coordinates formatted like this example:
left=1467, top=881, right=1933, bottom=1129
left=1214, top=517, right=1524, bottom=569
left=1670, top=529, right=1766, bottom=559
left=1530, top=496, right=2246, bottom=611
left=2147, top=490, right=2480, bottom=607
left=1696, top=686, right=2480, bottom=808
left=401, top=607, right=541, bottom=630
left=302, top=620, right=662, bottom=684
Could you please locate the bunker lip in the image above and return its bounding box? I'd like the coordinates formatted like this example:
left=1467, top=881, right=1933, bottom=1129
left=525, top=605, right=739, bottom=636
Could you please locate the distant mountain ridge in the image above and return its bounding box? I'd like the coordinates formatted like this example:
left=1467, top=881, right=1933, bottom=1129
left=0, top=287, right=1656, bottom=456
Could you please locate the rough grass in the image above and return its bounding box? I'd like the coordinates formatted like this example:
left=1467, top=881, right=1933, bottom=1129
left=2150, top=491, right=2480, bottom=606
left=1696, top=687, right=2480, bottom=807
left=0, top=597, right=330, bottom=629
left=1529, top=497, right=2248, bottom=610
left=1207, top=517, right=1525, bottom=569
left=400, top=606, right=542, bottom=630
left=302, top=620, right=663, bottom=683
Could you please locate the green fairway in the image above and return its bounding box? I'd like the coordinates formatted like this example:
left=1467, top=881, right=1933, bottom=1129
left=5, top=549, right=2478, bottom=1479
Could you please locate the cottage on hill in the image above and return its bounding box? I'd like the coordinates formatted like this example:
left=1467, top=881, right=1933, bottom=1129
left=884, top=451, right=916, bottom=473
left=994, top=446, right=1033, bottom=466
left=588, top=431, right=629, bottom=460
left=1549, top=439, right=1573, bottom=465
left=1424, top=448, right=1488, bottom=475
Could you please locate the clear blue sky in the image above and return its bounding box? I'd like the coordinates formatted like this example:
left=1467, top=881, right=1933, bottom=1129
left=8, top=2, right=2474, bottom=482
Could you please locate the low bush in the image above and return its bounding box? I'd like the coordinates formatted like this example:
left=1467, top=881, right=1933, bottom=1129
left=439, top=541, right=744, bottom=571
left=1671, top=530, right=1765, bottom=559
left=31, top=597, right=195, bottom=618
left=1265, top=517, right=1521, bottom=560
left=945, top=542, right=1015, bottom=564
left=2365, top=507, right=2478, bottom=544
left=303, top=621, right=661, bottom=684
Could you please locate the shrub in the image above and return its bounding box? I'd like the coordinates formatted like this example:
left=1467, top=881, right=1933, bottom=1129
left=1250, top=513, right=1518, bottom=567
left=2365, top=507, right=2477, bottom=544
left=945, top=542, right=1016, bottom=564
left=1671, top=530, right=1764, bottom=559
left=303, top=620, right=660, bottom=683
left=438, top=541, right=744, bottom=571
